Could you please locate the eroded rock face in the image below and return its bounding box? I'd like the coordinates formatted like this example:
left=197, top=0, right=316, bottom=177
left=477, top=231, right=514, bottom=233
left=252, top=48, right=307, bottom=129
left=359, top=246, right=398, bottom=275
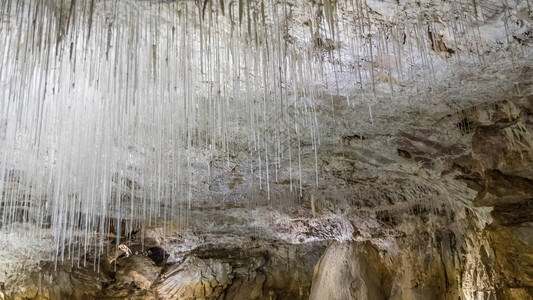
left=303, top=95, right=533, bottom=299
left=153, top=241, right=325, bottom=300
left=156, top=256, right=233, bottom=300
left=0, top=262, right=108, bottom=300
left=310, top=242, right=390, bottom=300
left=115, top=255, right=161, bottom=290
left=468, top=99, right=533, bottom=296
left=309, top=207, right=497, bottom=300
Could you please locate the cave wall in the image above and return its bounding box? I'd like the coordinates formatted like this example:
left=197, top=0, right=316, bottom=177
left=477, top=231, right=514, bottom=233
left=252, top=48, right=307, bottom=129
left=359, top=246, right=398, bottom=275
left=309, top=90, right=533, bottom=300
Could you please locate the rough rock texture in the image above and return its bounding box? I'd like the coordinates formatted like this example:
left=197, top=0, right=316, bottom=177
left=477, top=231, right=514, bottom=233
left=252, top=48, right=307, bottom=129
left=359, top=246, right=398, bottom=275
left=0, top=262, right=109, bottom=300
left=310, top=242, right=390, bottom=300
left=308, top=201, right=495, bottom=299
left=152, top=240, right=326, bottom=300
left=115, top=255, right=161, bottom=290
left=308, top=96, right=533, bottom=300
left=469, top=99, right=533, bottom=297
left=156, top=256, right=233, bottom=299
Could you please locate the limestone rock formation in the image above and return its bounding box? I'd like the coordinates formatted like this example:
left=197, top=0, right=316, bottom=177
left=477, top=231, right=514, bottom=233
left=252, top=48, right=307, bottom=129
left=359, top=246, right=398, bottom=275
left=156, top=256, right=233, bottom=300
left=0, top=262, right=109, bottom=300
left=115, top=255, right=161, bottom=290
left=310, top=242, right=390, bottom=300
left=469, top=99, right=533, bottom=297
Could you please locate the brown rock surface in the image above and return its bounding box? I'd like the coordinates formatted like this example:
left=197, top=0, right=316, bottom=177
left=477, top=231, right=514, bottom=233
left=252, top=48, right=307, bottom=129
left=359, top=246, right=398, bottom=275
left=115, top=255, right=161, bottom=290
left=310, top=242, right=390, bottom=300
left=156, top=256, right=233, bottom=300
left=469, top=101, right=533, bottom=298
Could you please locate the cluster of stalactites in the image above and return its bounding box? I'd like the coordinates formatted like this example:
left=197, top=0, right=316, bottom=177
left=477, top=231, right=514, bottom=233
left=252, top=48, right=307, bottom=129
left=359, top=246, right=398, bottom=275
left=0, top=0, right=527, bottom=265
